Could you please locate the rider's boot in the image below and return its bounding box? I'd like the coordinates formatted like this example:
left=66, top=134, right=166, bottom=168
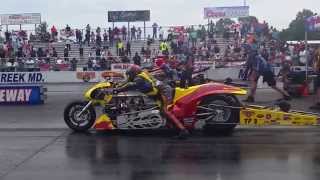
left=164, top=110, right=190, bottom=139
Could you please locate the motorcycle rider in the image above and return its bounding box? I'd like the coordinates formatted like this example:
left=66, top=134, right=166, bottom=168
left=112, top=65, right=189, bottom=138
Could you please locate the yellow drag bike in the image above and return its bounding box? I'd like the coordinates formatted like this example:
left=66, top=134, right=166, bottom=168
left=64, top=75, right=247, bottom=134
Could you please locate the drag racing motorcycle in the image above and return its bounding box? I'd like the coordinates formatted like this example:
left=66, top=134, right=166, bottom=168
left=64, top=79, right=247, bottom=135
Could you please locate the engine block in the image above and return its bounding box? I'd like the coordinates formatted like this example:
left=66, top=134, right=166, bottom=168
left=104, top=92, right=165, bottom=129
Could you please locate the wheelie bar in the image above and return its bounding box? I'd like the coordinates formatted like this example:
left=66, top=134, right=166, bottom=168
left=200, top=103, right=320, bottom=127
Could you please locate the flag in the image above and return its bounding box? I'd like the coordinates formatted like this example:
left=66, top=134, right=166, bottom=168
left=305, top=15, right=320, bottom=32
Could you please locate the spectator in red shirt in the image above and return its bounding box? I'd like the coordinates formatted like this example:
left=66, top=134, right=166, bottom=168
left=51, top=25, right=57, bottom=41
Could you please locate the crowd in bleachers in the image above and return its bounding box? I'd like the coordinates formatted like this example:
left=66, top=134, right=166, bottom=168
left=1, top=18, right=319, bottom=73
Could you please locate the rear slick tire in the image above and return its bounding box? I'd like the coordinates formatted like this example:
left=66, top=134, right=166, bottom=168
left=64, top=101, right=96, bottom=132
left=197, top=95, right=240, bottom=136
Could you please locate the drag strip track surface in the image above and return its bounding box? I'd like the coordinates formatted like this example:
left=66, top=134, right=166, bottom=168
left=1, top=129, right=320, bottom=180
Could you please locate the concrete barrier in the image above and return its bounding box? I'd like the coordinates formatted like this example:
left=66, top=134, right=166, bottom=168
left=0, top=66, right=310, bottom=84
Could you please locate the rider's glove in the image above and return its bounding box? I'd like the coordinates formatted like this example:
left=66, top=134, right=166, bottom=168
left=95, top=89, right=106, bottom=100
left=112, top=89, right=119, bottom=95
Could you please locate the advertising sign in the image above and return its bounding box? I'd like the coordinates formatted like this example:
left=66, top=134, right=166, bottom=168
left=204, top=6, right=249, bottom=19
left=1, top=13, right=41, bottom=25
left=0, top=85, right=44, bottom=105
left=108, top=10, right=150, bottom=22
left=76, top=72, right=97, bottom=82
left=194, top=61, right=215, bottom=69
left=0, top=72, right=45, bottom=84
left=305, top=15, right=320, bottom=32
left=111, top=63, right=132, bottom=73
left=101, top=71, right=125, bottom=82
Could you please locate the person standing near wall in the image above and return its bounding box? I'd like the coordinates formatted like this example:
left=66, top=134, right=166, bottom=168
left=310, top=46, right=320, bottom=109
left=244, top=49, right=291, bottom=103
left=152, top=23, right=158, bottom=39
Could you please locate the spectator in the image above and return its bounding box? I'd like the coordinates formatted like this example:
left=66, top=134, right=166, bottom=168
left=30, top=47, right=36, bottom=58
left=214, top=45, right=220, bottom=54
left=147, top=35, right=153, bottom=46
left=152, top=48, right=159, bottom=58
left=25, top=58, right=35, bottom=71
left=96, top=47, right=101, bottom=60
left=137, top=27, right=142, bottom=40
left=52, top=47, right=58, bottom=58
left=66, top=37, right=71, bottom=51
left=86, top=24, right=91, bottom=35
left=141, top=47, right=146, bottom=57
left=76, top=29, right=81, bottom=44
left=310, top=47, right=320, bottom=109
left=152, top=23, right=158, bottom=39
left=51, top=25, right=58, bottom=41
left=121, top=26, right=127, bottom=41
left=131, top=26, right=136, bottom=40
left=64, top=46, right=69, bottom=61
left=106, top=50, right=114, bottom=69
left=103, top=30, right=108, bottom=44
left=190, top=28, right=197, bottom=47
left=79, top=44, right=84, bottom=58
left=96, top=27, right=101, bottom=35
left=16, top=47, right=24, bottom=58
left=66, top=25, right=71, bottom=36
left=45, top=49, right=51, bottom=63
left=180, top=55, right=194, bottom=88
left=70, top=58, right=78, bottom=71
left=5, top=31, right=11, bottom=42
left=160, top=41, right=169, bottom=55
left=79, top=30, right=83, bottom=44
left=159, top=27, right=164, bottom=41
left=121, top=55, right=130, bottom=63
left=92, top=59, right=99, bottom=71
left=37, top=48, right=44, bottom=59
left=90, top=31, right=95, bottom=44
left=96, top=33, right=102, bottom=47
left=126, top=41, right=131, bottom=57
left=84, top=31, right=90, bottom=46
left=117, top=40, right=124, bottom=56
left=108, top=28, right=114, bottom=46
left=114, top=27, right=120, bottom=39
left=100, top=58, right=107, bottom=70
left=56, top=56, right=64, bottom=65
left=133, top=52, right=141, bottom=66
left=87, top=58, right=93, bottom=71
left=145, top=47, right=151, bottom=59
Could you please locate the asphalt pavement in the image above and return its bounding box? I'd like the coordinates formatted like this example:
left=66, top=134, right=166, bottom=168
left=1, top=129, right=320, bottom=180
left=0, top=83, right=320, bottom=180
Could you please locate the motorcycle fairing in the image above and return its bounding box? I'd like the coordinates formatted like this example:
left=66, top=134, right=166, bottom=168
left=84, top=82, right=113, bottom=105
left=171, top=83, right=246, bottom=127
left=94, top=114, right=115, bottom=130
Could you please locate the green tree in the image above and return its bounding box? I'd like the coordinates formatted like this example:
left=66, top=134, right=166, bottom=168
left=238, top=16, right=258, bottom=24
left=279, top=9, right=320, bottom=41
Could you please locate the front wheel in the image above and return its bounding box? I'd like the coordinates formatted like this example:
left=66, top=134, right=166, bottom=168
left=196, top=95, right=240, bottom=135
left=64, top=101, right=96, bottom=132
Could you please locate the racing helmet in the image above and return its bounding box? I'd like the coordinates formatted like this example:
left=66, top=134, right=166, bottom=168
left=126, top=64, right=142, bottom=80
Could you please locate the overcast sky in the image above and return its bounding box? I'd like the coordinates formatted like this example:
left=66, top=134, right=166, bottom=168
left=1, top=0, right=319, bottom=30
